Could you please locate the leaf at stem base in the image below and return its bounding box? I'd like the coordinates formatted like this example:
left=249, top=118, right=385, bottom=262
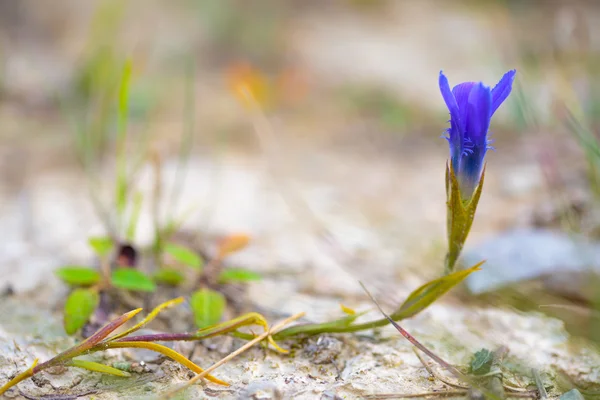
left=111, top=268, right=156, bottom=292
left=218, top=268, right=261, bottom=284
left=56, top=267, right=101, bottom=286
left=190, top=289, right=226, bottom=329
left=64, top=288, right=99, bottom=335
left=391, top=261, right=484, bottom=320
left=165, top=243, right=203, bottom=270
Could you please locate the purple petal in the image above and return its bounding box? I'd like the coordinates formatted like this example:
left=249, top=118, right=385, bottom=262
left=439, top=71, right=463, bottom=165
left=452, top=82, right=476, bottom=133
left=491, top=69, right=516, bottom=115
left=439, top=71, right=460, bottom=122
left=466, top=82, right=492, bottom=147
left=458, top=83, right=492, bottom=196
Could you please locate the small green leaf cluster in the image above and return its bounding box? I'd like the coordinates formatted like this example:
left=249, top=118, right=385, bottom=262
left=56, top=234, right=262, bottom=335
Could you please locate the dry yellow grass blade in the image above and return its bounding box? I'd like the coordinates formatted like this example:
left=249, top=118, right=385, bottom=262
left=161, top=312, right=306, bottom=399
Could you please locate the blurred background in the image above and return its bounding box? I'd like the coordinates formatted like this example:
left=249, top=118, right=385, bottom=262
left=1, top=0, right=600, bottom=396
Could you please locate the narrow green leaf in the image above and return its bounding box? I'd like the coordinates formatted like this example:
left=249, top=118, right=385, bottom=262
left=126, top=191, right=143, bottom=242
left=165, top=243, right=203, bottom=269
left=74, top=308, right=142, bottom=352
left=50, top=309, right=143, bottom=367
left=272, top=310, right=369, bottom=339
left=391, top=261, right=484, bottom=320
left=106, top=297, right=184, bottom=342
left=115, top=60, right=132, bottom=220
left=190, top=289, right=226, bottom=329
left=64, top=288, right=99, bottom=335
left=88, top=236, right=114, bottom=258
left=111, top=268, right=156, bottom=292
left=117, top=59, right=132, bottom=137
left=153, top=268, right=185, bottom=286
left=56, top=267, right=101, bottom=286
left=68, top=359, right=131, bottom=377
left=115, top=175, right=128, bottom=220
left=218, top=268, right=261, bottom=284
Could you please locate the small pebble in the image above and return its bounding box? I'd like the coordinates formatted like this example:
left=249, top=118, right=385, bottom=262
left=305, top=336, right=343, bottom=365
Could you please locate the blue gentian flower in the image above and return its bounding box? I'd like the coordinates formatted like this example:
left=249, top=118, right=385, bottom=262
left=439, top=70, right=516, bottom=197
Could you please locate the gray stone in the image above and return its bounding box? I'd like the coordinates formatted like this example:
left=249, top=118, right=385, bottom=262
left=463, top=229, right=600, bottom=299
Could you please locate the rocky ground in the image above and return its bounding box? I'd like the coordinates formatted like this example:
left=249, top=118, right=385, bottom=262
left=1, top=1, right=600, bottom=399
left=1, top=136, right=599, bottom=399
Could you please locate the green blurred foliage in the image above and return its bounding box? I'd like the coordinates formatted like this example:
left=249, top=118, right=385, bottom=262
left=111, top=268, right=157, bottom=292
left=64, top=288, right=100, bottom=335
left=190, top=288, right=226, bottom=328
left=191, top=0, right=287, bottom=68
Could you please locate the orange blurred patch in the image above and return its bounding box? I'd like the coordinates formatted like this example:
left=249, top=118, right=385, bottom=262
left=226, top=62, right=271, bottom=109
left=217, top=233, right=251, bottom=260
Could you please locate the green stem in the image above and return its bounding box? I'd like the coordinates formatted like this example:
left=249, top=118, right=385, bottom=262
left=272, top=317, right=390, bottom=339
left=445, top=164, right=486, bottom=274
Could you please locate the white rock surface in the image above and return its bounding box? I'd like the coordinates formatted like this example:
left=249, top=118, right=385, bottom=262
left=0, top=151, right=598, bottom=398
